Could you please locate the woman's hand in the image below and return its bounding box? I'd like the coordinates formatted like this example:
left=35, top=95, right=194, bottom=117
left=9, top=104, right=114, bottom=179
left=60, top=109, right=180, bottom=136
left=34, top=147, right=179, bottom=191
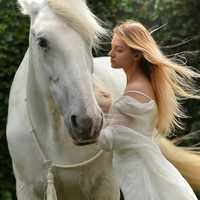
left=94, top=83, right=112, bottom=113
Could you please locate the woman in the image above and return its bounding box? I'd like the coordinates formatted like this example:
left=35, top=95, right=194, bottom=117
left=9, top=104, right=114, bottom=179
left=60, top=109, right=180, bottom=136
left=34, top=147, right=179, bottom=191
left=96, top=21, right=200, bottom=200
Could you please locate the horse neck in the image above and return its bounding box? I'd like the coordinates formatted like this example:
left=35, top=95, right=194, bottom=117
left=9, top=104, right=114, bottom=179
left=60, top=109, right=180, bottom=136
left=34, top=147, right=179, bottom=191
left=26, top=49, right=100, bottom=164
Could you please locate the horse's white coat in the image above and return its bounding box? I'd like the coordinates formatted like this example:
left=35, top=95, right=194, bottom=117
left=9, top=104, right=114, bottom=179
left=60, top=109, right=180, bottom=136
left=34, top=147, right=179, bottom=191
left=7, top=0, right=126, bottom=199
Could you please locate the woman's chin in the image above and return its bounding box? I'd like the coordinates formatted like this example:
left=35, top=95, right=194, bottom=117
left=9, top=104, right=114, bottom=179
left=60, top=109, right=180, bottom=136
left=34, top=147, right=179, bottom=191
left=111, top=62, right=116, bottom=68
left=111, top=64, right=121, bottom=69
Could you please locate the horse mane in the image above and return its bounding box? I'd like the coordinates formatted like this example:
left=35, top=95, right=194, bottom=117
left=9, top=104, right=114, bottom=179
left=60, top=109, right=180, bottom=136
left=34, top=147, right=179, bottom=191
left=18, top=0, right=106, bottom=47
left=48, top=0, right=106, bottom=47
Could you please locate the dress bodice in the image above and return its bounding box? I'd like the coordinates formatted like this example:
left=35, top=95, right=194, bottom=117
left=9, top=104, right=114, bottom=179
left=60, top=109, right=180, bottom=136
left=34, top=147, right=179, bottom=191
left=106, top=90, right=158, bottom=138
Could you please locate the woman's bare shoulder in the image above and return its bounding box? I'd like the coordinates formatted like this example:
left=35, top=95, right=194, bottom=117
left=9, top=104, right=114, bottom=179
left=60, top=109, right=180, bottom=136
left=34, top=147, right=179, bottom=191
left=125, top=79, right=156, bottom=103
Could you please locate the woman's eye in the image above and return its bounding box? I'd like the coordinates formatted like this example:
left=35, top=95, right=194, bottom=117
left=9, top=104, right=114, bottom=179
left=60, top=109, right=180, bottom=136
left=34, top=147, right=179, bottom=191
left=38, top=37, right=49, bottom=49
left=115, top=47, right=123, bottom=52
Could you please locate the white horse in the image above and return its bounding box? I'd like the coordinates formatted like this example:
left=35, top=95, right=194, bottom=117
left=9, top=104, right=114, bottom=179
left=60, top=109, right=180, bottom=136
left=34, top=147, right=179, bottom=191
left=6, top=0, right=126, bottom=199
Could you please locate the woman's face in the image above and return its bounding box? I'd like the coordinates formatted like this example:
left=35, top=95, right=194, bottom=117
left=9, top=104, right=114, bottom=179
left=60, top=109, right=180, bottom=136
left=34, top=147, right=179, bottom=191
left=109, top=34, right=135, bottom=69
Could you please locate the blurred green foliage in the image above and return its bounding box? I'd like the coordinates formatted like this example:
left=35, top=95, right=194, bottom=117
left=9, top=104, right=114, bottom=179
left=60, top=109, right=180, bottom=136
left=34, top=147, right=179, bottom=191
left=0, top=0, right=200, bottom=199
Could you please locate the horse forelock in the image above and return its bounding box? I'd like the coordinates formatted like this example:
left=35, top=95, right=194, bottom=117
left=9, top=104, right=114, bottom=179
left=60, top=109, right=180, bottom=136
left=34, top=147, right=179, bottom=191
left=47, top=0, right=106, bottom=47
left=18, top=0, right=46, bottom=15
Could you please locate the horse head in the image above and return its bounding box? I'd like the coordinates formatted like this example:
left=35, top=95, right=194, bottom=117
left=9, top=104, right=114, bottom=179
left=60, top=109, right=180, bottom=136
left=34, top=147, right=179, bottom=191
left=18, top=0, right=106, bottom=145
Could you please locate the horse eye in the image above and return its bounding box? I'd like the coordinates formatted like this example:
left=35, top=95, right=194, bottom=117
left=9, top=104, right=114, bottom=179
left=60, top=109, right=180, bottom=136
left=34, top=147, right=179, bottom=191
left=38, top=37, right=48, bottom=49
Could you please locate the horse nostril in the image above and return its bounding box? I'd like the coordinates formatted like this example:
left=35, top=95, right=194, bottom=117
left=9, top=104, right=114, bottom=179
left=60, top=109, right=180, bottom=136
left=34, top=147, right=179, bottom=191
left=71, top=114, right=93, bottom=134
left=71, top=115, right=78, bottom=128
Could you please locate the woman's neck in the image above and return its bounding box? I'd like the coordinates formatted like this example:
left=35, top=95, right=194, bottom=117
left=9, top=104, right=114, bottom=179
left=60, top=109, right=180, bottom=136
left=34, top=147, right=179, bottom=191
left=123, top=62, right=144, bottom=86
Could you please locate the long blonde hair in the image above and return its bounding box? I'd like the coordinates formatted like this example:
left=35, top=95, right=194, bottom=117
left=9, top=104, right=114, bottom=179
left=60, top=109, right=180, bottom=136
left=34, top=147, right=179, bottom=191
left=113, top=21, right=200, bottom=136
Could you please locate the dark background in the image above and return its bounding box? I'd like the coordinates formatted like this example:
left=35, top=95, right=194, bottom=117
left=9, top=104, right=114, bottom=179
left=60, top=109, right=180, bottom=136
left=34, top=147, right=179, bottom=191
left=0, top=0, right=200, bottom=199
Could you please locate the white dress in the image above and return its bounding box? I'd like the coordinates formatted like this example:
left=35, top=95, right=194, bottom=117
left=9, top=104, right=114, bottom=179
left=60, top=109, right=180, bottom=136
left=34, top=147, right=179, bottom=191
left=97, top=90, right=198, bottom=200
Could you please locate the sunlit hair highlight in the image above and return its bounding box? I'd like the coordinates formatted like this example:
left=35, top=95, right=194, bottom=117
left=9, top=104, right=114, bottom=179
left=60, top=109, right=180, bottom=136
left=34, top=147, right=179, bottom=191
left=113, top=20, right=200, bottom=136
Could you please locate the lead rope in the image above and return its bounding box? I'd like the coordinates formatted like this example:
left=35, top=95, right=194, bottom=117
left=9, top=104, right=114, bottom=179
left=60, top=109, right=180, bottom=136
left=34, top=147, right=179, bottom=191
left=27, top=103, right=103, bottom=200
left=46, top=166, right=57, bottom=200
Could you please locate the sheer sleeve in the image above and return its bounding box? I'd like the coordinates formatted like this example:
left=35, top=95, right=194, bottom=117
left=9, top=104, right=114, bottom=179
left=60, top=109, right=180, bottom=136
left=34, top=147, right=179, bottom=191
left=97, top=126, right=115, bottom=151
left=97, top=104, right=135, bottom=151
left=97, top=96, right=156, bottom=151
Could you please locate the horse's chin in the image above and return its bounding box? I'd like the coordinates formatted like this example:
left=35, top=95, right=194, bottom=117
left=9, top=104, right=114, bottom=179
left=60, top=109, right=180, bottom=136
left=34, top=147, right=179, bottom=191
left=69, top=130, right=99, bottom=146
left=72, top=139, right=97, bottom=146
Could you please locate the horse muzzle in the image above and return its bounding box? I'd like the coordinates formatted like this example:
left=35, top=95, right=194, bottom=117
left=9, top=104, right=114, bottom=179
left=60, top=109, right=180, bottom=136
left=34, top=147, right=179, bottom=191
left=66, top=112, right=104, bottom=145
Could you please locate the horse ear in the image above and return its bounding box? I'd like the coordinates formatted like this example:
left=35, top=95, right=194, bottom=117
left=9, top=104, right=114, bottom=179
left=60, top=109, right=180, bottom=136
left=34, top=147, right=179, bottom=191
left=18, top=0, right=46, bottom=16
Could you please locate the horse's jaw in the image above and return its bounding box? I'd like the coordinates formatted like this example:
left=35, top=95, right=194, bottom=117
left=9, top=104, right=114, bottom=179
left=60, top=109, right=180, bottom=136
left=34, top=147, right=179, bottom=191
left=26, top=55, right=100, bottom=164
